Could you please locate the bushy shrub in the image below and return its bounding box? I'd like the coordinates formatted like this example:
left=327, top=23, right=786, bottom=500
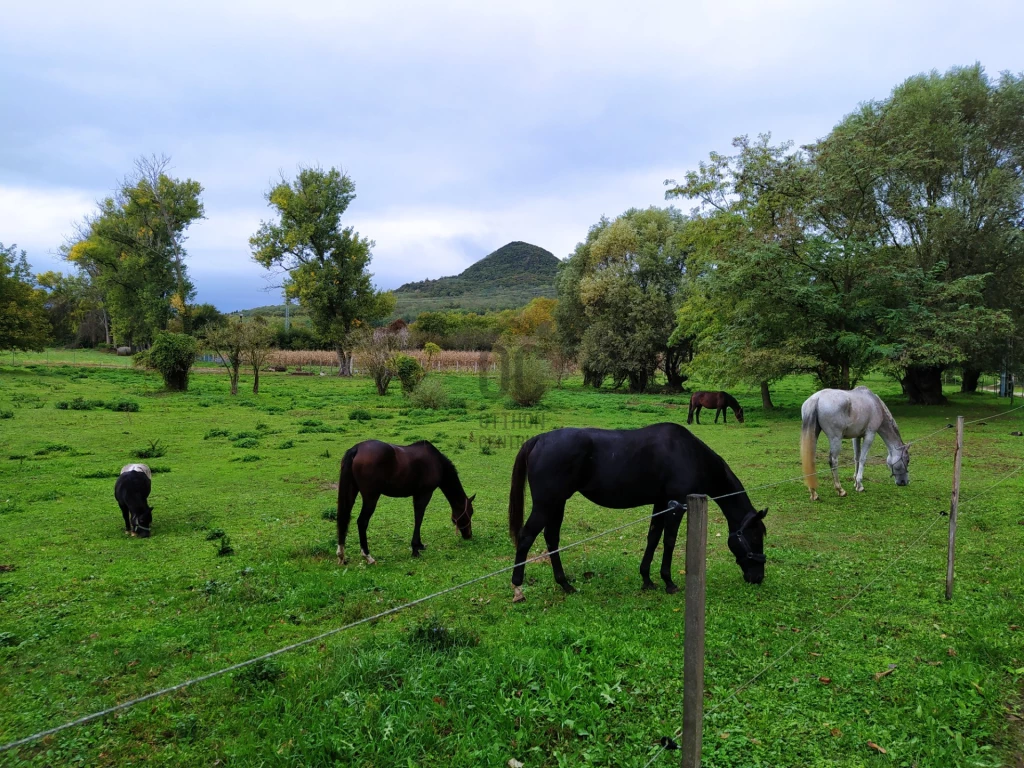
left=408, top=378, right=449, bottom=410
left=107, top=399, right=140, bottom=412
left=393, top=354, right=425, bottom=394
left=349, top=409, right=372, bottom=421
left=503, top=352, right=550, bottom=407
left=131, top=440, right=166, bottom=459
left=146, top=332, right=199, bottom=391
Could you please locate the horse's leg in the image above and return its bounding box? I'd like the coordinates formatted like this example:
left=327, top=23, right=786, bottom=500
left=687, top=404, right=695, bottom=425
left=659, top=506, right=684, bottom=594
left=852, top=437, right=862, bottom=489
left=639, top=513, right=667, bottom=591
left=855, top=432, right=876, bottom=492
left=541, top=502, right=575, bottom=594
left=118, top=501, right=132, bottom=535
left=356, top=494, right=380, bottom=564
left=828, top=435, right=846, bottom=497
left=411, top=490, right=432, bottom=556
left=511, top=511, right=546, bottom=603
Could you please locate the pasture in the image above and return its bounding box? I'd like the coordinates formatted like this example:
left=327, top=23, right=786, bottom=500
left=0, top=363, right=1022, bottom=767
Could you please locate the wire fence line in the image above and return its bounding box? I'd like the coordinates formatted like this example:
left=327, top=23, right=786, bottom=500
left=2, top=403, right=1022, bottom=756
left=639, top=450, right=1024, bottom=766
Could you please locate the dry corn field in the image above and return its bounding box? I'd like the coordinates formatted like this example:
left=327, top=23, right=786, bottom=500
left=267, top=348, right=498, bottom=372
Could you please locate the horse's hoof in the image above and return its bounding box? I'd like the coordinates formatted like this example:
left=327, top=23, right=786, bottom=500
left=561, top=584, right=577, bottom=594
left=362, top=552, right=376, bottom=565
left=512, top=586, right=525, bottom=603
left=838, top=489, right=847, bottom=497
left=641, top=582, right=657, bottom=591
left=810, top=492, right=819, bottom=501
left=665, top=584, right=680, bottom=595
left=411, top=549, right=420, bottom=558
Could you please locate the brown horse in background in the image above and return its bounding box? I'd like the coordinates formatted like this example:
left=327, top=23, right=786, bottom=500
left=336, top=440, right=475, bottom=565
left=687, top=391, right=744, bottom=425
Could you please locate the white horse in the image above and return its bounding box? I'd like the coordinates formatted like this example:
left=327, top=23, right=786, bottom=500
left=800, top=386, right=910, bottom=501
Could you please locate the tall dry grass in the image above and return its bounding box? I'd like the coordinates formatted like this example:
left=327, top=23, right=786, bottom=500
left=267, top=349, right=497, bottom=372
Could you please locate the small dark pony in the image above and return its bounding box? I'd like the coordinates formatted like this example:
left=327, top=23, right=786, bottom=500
left=508, top=423, right=767, bottom=602
left=336, top=440, right=476, bottom=565
left=687, top=391, right=744, bottom=425
left=115, top=464, right=153, bottom=538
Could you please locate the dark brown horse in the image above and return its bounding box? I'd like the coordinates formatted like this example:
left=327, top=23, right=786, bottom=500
left=687, top=391, right=744, bottom=425
left=336, top=440, right=476, bottom=565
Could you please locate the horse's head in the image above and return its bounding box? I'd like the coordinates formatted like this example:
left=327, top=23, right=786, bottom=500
left=728, top=508, right=766, bottom=584
left=453, top=494, right=476, bottom=539
left=735, top=406, right=745, bottom=424
left=887, top=444, right=911, bottom=486
left=132, top=505, right=154, bottom=538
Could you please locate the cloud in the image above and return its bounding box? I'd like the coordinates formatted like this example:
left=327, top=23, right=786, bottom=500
left=2, top=0, right=1022, bottom=311
left=0, top=185, right=97, bottom=271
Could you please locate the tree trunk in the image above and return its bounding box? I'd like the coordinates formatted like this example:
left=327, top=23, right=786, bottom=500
left=841, top=360, right=851, bottom=390
left=230, top=366, right=239, bottom=396
left=760, top=381, right=774, bottom=410
left=336, top=347, right=352, bottom=376
left=960, top=366, right=981, bottom=393
left=252, top=368, right=260, bottom=395
left=901, top=365, right=946, bottom=405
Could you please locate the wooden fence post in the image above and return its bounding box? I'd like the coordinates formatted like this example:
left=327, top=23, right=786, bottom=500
left=682, top=494, right=708, bottom=768
left=945, top=416, right=964, bottom=600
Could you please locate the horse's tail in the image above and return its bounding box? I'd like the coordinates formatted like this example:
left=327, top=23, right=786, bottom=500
left=687, top=393, right=697, bottom=424
left=509, top=436, right=538, bottom=547
left=800, top=396, right=819, bottom=491
left=337, top=446, right=359, bottom=557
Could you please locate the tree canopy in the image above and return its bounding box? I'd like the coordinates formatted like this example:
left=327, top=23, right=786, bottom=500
left=0, top=244, right=50, bottom=352
left=665, top=65, right=1024, bottom=404
left=250, top=166, right=394, bottom=375
left=64, top=156, right=204, bottom=347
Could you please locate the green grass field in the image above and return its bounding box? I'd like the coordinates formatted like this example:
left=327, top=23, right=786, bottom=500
left=0, top=364, right=1022, bottom=767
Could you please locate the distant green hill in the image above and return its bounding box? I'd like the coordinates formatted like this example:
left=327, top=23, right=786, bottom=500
left=392, top=241, right=560, bottom=318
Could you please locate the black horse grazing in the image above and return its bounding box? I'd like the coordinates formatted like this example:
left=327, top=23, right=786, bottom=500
left=336, top=440, right=476, bottom=565
left=687, top=391, right=744, bottom=425
left=115, top=464, right=153, bottom=538
left=508, top=423, right=767, bottom=602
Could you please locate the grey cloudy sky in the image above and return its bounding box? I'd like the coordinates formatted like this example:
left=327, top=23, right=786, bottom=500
left=1, top=0, right=1022, bottom=310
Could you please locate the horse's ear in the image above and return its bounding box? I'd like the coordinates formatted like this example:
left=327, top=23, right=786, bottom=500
left=756, top=508, right=767, bottom=520
left=468, top=494, right=477, bottom=503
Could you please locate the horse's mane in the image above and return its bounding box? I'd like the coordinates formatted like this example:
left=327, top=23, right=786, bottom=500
left=412, top=440, right=458, bottom=478
left=723, top=392, right=741, bottom=409
left=859, top=387, right=903, bottom=442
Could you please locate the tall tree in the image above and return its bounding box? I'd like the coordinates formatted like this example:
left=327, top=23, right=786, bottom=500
left=557, top=207, right=688, bottom=392
left=36, top=270, right=108, bottom=347
left=666, top=136, right=882, bottom=401
left=0, top=244, right=49, bottom=352
left=64, top=156, right=204, bottom=347
left=810, top=65, right=1024, bottom=403
left=250, top=167, right=394, bottom=375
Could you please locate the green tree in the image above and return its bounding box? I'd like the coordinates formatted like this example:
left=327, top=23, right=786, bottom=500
left=244, top=317, right=275, bottom=395
left=810, top=64, right=1024, bottom=403
left=250, top=167, right=394, bottom=375
left=36, top=270, right=108, bottom=347
left=205, top=319, right=249, bottom=395
left=0, top=244, right=50, bottom=352
left=64, top=156, right=204, bottom=347
left=667, top=135, right=885, bottom=402
left=557, top=207, right=688, bottom=393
